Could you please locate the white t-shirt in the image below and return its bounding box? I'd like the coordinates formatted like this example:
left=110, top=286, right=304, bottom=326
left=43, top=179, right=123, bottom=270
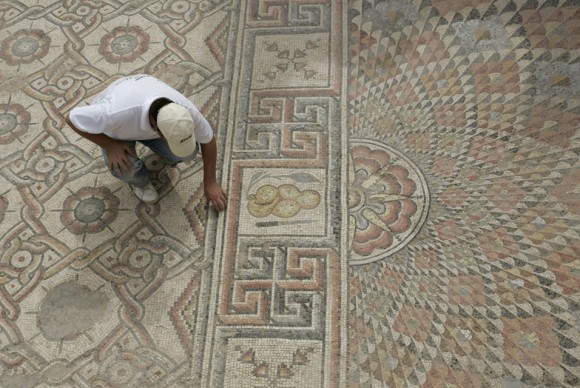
left=69, top=75, right=214, bottom=143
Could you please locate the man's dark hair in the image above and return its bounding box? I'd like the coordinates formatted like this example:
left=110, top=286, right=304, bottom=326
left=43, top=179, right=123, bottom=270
left=149, top=98, right=173, bottom=121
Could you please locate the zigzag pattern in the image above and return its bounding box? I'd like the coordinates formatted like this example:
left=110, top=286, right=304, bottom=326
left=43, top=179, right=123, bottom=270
left=347, top=0, right=579, bottom=386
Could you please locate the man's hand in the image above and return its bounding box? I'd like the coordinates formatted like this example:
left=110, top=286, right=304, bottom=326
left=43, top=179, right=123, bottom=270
left=200, top=137, right=227, bottom=212
left=205, top=181, right=228, bottom=211
left=105, top=142, right=136, bottom=176
left=66, top=113, right=137, bottom=177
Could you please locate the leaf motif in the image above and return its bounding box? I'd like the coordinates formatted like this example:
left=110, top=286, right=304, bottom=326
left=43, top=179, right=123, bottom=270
left=305, top=40, right=319, bottom=50
left=249, top=172, right=267, bottom=185
left=246, top=172, right=269, bottom=195
left=294, top=62, right=307, bottom=71
left=277, top=50, right=290, bottom=59
left=264, top=71, right=277, bottom=80
left=304, top=70, right=318, bottom=79
left=246, top=173, right=319, bottom=196
left=294, top=49, right=307, bottom=58
left=246, top=173, right=283, bottom=194
left=278, top=172, right=320, bottom=183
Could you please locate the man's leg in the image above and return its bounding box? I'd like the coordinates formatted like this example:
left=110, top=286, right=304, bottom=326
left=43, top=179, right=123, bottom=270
left=101, top=143, right=158, bottom=203
left=139, top=138, right=198, bottom=165
left=101, top=141, right=151, bottom=186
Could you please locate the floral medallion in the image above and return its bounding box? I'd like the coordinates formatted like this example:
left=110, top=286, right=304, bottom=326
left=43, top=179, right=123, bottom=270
left=161, top=0, right=198, bottom=19
left=0, top=103, right=31, bottom=145
left=60, top=187, right=120, bottom=236
left=348, top=139, right=430, bottom=265
left=98, top=25, right=150, bottom=64
left=0, top=29, right=51, bottom=66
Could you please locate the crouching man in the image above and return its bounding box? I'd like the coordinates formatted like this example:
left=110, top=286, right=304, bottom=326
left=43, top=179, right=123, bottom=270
left=65, top=74, right=227, bottom=211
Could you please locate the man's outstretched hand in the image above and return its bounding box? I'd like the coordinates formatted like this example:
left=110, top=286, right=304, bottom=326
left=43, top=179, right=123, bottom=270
left=205, top=182, right=228, bottom=212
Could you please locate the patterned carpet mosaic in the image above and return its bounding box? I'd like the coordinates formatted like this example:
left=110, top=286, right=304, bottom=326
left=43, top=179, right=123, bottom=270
left=0, top=0, right=578, bottom=387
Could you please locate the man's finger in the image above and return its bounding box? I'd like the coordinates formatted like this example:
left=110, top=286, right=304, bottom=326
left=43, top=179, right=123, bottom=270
left=110, top=161, right=120, bottom=176
left=119, top=157, right=132, bottom=173
left=213, top=198, right=225, bottom=212
left=126, top=146, right=137, bottom=156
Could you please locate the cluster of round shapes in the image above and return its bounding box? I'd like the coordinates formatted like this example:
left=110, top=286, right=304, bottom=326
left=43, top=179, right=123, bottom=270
left=248, top=184, right=320, bottom=218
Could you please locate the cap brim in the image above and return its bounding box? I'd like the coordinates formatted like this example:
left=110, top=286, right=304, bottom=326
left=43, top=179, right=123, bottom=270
left=168, top=137, right=196, bottom=158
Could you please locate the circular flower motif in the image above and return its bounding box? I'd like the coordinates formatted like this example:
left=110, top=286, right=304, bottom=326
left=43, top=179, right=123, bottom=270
left=60, top=187, right=120, bottom=235
left=107, top=360, right=136, bottom=384
left=63, top=0, right=100, bottom=16
left=157, top=0, right=200, bottom=25
left=0, top=103, right=31, bottom=145
left=33, top=155, right=57, bottom=174
left=166, top=0, right=194, bottom=14
left=11, top=251, right=32, bottom=269
left=98, top=26, right=150, bottom=64
left=348, top=139, right=430, bottom=265
left=95, top=348, right=173, bottom=386
left=55, top=76, right=74, bottom=91
left=1, top=29, right=51, bottom=65
left=128, top=249, right=153, bottom=269
left=75, top=4, right=92, bottom=16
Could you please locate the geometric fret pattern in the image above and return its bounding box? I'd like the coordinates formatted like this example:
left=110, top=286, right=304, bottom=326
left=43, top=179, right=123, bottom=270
left=196, top=1, right=347, bottom=385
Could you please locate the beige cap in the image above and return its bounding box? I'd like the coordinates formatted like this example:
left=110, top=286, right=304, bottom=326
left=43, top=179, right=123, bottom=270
left=157, top=103, right=196, bottom=157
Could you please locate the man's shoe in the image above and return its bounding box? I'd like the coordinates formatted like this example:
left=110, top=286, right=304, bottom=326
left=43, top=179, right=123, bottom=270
left=132, top=183, right=159, bottom=203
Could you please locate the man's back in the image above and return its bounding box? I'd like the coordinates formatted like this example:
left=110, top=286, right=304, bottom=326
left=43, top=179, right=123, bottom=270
left=69, top=75, right=211, bottom=142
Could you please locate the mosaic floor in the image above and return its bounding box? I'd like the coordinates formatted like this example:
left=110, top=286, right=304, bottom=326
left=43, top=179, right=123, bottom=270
left=0, top=0, right=578, bottom=387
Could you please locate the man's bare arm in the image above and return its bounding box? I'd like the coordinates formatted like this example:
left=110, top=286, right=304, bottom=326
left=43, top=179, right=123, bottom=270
left=200, top=136, right=228, bottom=211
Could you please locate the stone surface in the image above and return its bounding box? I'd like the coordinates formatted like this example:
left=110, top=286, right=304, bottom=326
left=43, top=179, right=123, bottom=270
left=0, top=0, right=578, bottom=387
left=38, top=281, right=112, bottom=341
